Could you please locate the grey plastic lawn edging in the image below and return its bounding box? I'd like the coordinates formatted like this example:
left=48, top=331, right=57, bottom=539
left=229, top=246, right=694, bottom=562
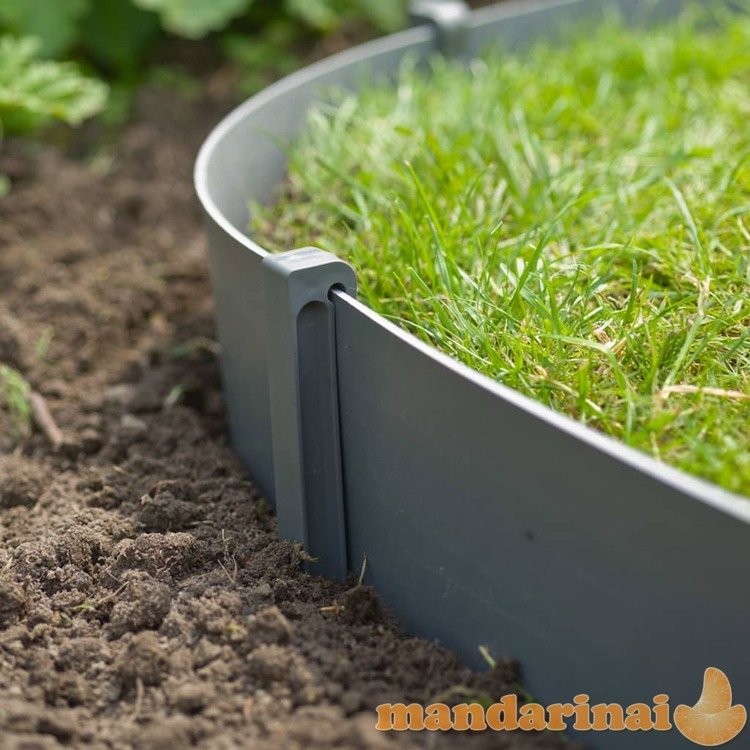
left=195, top=2, right=750, bottom=748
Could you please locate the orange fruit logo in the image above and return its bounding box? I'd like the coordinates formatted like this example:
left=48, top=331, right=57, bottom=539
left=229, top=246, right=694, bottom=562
left=674, top=668, right=747, bottom=746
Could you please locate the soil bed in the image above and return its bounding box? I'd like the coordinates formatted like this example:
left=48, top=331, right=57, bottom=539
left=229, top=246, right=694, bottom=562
left=0, top=61, right=575, bottom=750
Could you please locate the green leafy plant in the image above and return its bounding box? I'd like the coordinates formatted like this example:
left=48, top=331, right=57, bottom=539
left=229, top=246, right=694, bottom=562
left=0, top=0, right=406, bottom=76
left=257, top=8, right=750, bottom=496
left=222, top=22, right=301, bottom=94
left=0, top=0, right=90, bottom=57
left=283, top=0, right=404, bottom=33
left=0, top=0, right=405, bottom=185
left=78, top=0, right=161, bottom=75
left=132, top=0, right=251, bottom=39
left=224, top=0, right=405, bottom=94
left=0, top=0, right=161, bottom=75
left=0, top=35, right=107, bottom=133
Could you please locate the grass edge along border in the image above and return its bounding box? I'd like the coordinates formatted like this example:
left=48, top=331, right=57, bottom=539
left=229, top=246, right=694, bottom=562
left=195, top=2, right=750, bottom=748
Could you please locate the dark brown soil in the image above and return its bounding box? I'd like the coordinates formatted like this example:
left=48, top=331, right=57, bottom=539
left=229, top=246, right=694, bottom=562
left=0, top=65, right=576, bottom=750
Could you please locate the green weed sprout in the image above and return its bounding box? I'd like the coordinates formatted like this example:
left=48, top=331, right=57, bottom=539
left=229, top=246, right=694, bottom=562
left=0, top=365, right=31, bottom=438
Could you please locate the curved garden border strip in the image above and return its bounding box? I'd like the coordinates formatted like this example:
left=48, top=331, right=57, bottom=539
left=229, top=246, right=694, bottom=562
left=196, top=2, right=750, bottom=747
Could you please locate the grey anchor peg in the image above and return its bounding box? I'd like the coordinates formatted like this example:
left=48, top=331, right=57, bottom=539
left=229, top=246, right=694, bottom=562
left=262, top=247, right=356, bottom=580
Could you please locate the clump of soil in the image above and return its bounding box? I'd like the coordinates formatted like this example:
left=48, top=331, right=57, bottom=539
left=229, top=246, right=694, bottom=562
left=0, top=67, right=577, bottom=750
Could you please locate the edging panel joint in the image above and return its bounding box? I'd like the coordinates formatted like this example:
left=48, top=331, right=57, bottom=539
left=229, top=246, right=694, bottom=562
left=409, top=0, right=470, bottom=58
left=262, top=247, right=356, bottom=581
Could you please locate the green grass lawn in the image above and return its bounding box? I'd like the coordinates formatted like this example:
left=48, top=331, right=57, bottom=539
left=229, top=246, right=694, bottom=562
left=255, top=5, right=750, bottom=496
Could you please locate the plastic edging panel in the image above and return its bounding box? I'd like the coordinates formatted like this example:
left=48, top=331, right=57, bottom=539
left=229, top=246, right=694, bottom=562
left=196, top=2, right=750, bottom=747
left=332, top=289, right=750, bottom=750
